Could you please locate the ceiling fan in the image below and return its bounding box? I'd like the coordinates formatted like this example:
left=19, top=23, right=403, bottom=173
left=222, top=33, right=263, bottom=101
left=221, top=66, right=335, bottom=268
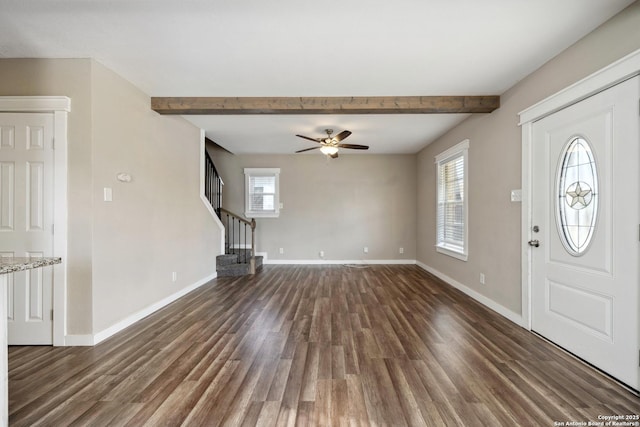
left=295, top=129, right=369, bottom=158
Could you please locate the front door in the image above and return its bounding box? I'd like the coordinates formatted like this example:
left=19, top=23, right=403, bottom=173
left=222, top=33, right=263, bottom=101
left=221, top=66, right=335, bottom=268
left=0, top=113, right=54, bottom=345
left=531, top=76, right=640, bottom=391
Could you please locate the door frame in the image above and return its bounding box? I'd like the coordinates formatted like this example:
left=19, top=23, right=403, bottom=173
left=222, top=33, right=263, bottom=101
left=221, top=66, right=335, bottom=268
left=519, top=49, right=640, bottom=329
left=0, top=96, right=70, bottom=346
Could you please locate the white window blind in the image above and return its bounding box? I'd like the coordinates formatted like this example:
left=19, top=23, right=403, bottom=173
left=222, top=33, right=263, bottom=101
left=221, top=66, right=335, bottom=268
left=435, top=140, right=468, bottom=261
left=249, top=175, right=275, bottom=212
left=244, top=168, right=280, bottom=218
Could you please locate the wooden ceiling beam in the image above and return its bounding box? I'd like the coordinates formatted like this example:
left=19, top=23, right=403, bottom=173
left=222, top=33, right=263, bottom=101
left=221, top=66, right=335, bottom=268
left=151, top=95, right=500, bottom=115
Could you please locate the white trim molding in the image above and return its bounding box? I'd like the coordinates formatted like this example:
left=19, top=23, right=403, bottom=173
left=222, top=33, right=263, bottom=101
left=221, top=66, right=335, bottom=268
left=520, top=121, right=533, bottom=329
left=518, top=48, right=640, bottom=329
left=63, top=334, right=95, bottom=347
left=199, top=129, right=225, bottom=255
left=264, top=259, right=417, bottom=265
left=0, top=96, right=70, bottom=346
left=0, top=96, right=71, bottom=113
left=434, top=138, right=470, bottom=164
left=435, top=139, right=469, bottom=261
left=68, top=272, right=217, bottom=346
left=519, top=48, right=640, bottom=124
left=416, top=261, right=525, bottom=327
left=244, top=168, right=280, bottom=218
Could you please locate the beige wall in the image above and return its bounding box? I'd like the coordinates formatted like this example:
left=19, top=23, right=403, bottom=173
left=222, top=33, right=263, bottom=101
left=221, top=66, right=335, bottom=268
left=90, top=61, right=221, bottom=332
left=2, top=1, right=638, bottom=337
left=210, top=147, right=417, bottom=261
left=0, top=59, right=222, bottom=336
left=416, top=2, right=640, bottom=314
left=0, top=59, right=94, bottom=333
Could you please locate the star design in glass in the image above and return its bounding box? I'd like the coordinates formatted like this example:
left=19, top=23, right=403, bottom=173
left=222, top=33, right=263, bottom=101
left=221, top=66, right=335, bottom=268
left=566, top=181, right=592, bottom=209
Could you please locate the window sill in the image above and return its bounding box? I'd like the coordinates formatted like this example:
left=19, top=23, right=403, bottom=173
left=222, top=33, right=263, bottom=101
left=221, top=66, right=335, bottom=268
left=436, top=244, right=468, bottom=261
left=245, top=211, right=279, bottom=219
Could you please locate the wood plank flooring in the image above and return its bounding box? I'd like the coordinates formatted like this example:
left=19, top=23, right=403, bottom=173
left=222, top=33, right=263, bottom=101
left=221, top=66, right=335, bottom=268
left=8, top=265, right=640, bottom=426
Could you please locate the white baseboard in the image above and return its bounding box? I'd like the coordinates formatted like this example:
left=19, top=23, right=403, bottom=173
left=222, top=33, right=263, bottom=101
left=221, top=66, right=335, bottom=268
left=64, top=264, right=523, bottom=346
left=264, top=259, right=417, bottom=265
left=416, top=261, right=525, bottom=328
left=63, top=334, right=95, bottom=346
left=65, top=272, right=217, bottom=346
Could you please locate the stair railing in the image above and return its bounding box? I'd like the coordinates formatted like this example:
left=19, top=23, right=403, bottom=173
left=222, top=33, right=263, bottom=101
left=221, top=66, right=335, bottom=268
left=204, top=150, right=223, bottom=217
left=204, top=150, right=257, bottom=274
left=218, top=207, right=257, bottom=274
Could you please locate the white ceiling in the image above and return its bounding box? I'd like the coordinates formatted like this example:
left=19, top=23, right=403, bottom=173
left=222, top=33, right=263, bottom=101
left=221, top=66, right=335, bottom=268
left=0, top=0, right=634, bottom=154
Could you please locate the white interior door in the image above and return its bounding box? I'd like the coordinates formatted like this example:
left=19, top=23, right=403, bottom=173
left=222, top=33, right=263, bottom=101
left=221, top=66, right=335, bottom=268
left=531, top=76, right=640, bottom=391
left=0, top=113, right=54, bottom=345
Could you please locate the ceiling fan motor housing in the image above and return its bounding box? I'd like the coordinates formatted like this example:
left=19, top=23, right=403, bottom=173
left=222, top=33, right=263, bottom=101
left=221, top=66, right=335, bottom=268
left=294, top=129, right=368, bottom=157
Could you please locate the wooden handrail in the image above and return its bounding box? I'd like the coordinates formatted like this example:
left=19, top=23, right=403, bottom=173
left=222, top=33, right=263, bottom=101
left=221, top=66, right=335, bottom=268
left=204, top=154, right=258, bottom=274
left=217, top=208, right=257, bottom=274
left=218, top=207, right=255, bottom=229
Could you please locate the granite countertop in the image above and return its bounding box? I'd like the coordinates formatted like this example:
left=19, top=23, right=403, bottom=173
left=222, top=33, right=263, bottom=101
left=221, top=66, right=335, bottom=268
left=0, top=257, right=62, bottom=274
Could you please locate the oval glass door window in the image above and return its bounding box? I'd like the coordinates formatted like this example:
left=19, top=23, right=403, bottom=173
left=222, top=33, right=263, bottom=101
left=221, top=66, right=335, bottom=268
left=556, top=136, right=598, bottom=256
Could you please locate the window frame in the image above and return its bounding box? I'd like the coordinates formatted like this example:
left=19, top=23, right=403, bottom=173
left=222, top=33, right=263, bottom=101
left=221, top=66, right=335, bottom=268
left=435, top=139, right=469, bottom=261
left=244, top=168, right=280, bottom=218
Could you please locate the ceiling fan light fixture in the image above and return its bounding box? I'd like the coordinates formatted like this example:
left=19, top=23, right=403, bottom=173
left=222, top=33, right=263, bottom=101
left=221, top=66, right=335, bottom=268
left=296, top=129, right=367, bottom=157
left=320, top=145, right=339, bottom=156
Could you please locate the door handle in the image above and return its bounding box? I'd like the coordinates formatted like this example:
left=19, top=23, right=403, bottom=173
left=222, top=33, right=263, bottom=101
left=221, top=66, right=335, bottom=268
left=528, top=239, right=540, bottom=247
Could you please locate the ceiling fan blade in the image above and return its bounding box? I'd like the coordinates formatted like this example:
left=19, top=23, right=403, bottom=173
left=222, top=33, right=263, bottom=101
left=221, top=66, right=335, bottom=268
left=329, top=152, right=339, bottom=159
left=295, top=146, right=321, bottom=153
left=296, top=134, right=323, bottom=143
left=334, top=130, right=352, bottom=142
left=337, top=143, right=369, bottom=150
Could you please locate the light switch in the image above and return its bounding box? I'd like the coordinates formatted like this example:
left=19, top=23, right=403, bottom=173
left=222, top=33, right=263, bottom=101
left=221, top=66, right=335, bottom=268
left=510, top=189, right=522, bottom=202
left=104, top=187, right=113, bottom=202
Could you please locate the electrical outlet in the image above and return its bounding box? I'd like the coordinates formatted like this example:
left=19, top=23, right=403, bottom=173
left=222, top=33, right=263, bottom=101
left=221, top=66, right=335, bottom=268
left=363, top=247, right=369, bottom=254
left=319, top=250, right=324, bottom=258
left=399, top=247, right=404, bottom=254
left=279, top=247, right=284, bottom=255
left=172, top=272, right=177, bottom=282
left=480, top=273, right=485, bottom=285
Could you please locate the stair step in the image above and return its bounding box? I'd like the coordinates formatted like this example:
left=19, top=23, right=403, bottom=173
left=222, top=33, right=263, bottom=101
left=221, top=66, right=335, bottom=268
left=216, top=255, right=264, bottom=277
left=216, top=253, right=238, bottom=266
left=217, top=263, right=251, bottom=277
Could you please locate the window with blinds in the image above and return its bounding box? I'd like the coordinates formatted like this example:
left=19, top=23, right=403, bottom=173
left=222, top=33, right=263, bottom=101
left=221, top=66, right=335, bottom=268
left=435, top=140, right=469, bottom=261
left=244, top=168, right=280, bottom=218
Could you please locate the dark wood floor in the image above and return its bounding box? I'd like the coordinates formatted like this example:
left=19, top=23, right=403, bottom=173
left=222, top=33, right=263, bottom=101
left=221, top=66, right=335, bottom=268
left=8, top=265, right=640, bottom=426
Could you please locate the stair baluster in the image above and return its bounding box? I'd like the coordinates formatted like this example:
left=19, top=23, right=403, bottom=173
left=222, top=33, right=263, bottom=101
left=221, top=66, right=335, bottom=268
left=216, top=208, right=260, bottom=275
left=204, top=151, right=261, bottom=276
left=204, top=150, right=223, bottom=218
